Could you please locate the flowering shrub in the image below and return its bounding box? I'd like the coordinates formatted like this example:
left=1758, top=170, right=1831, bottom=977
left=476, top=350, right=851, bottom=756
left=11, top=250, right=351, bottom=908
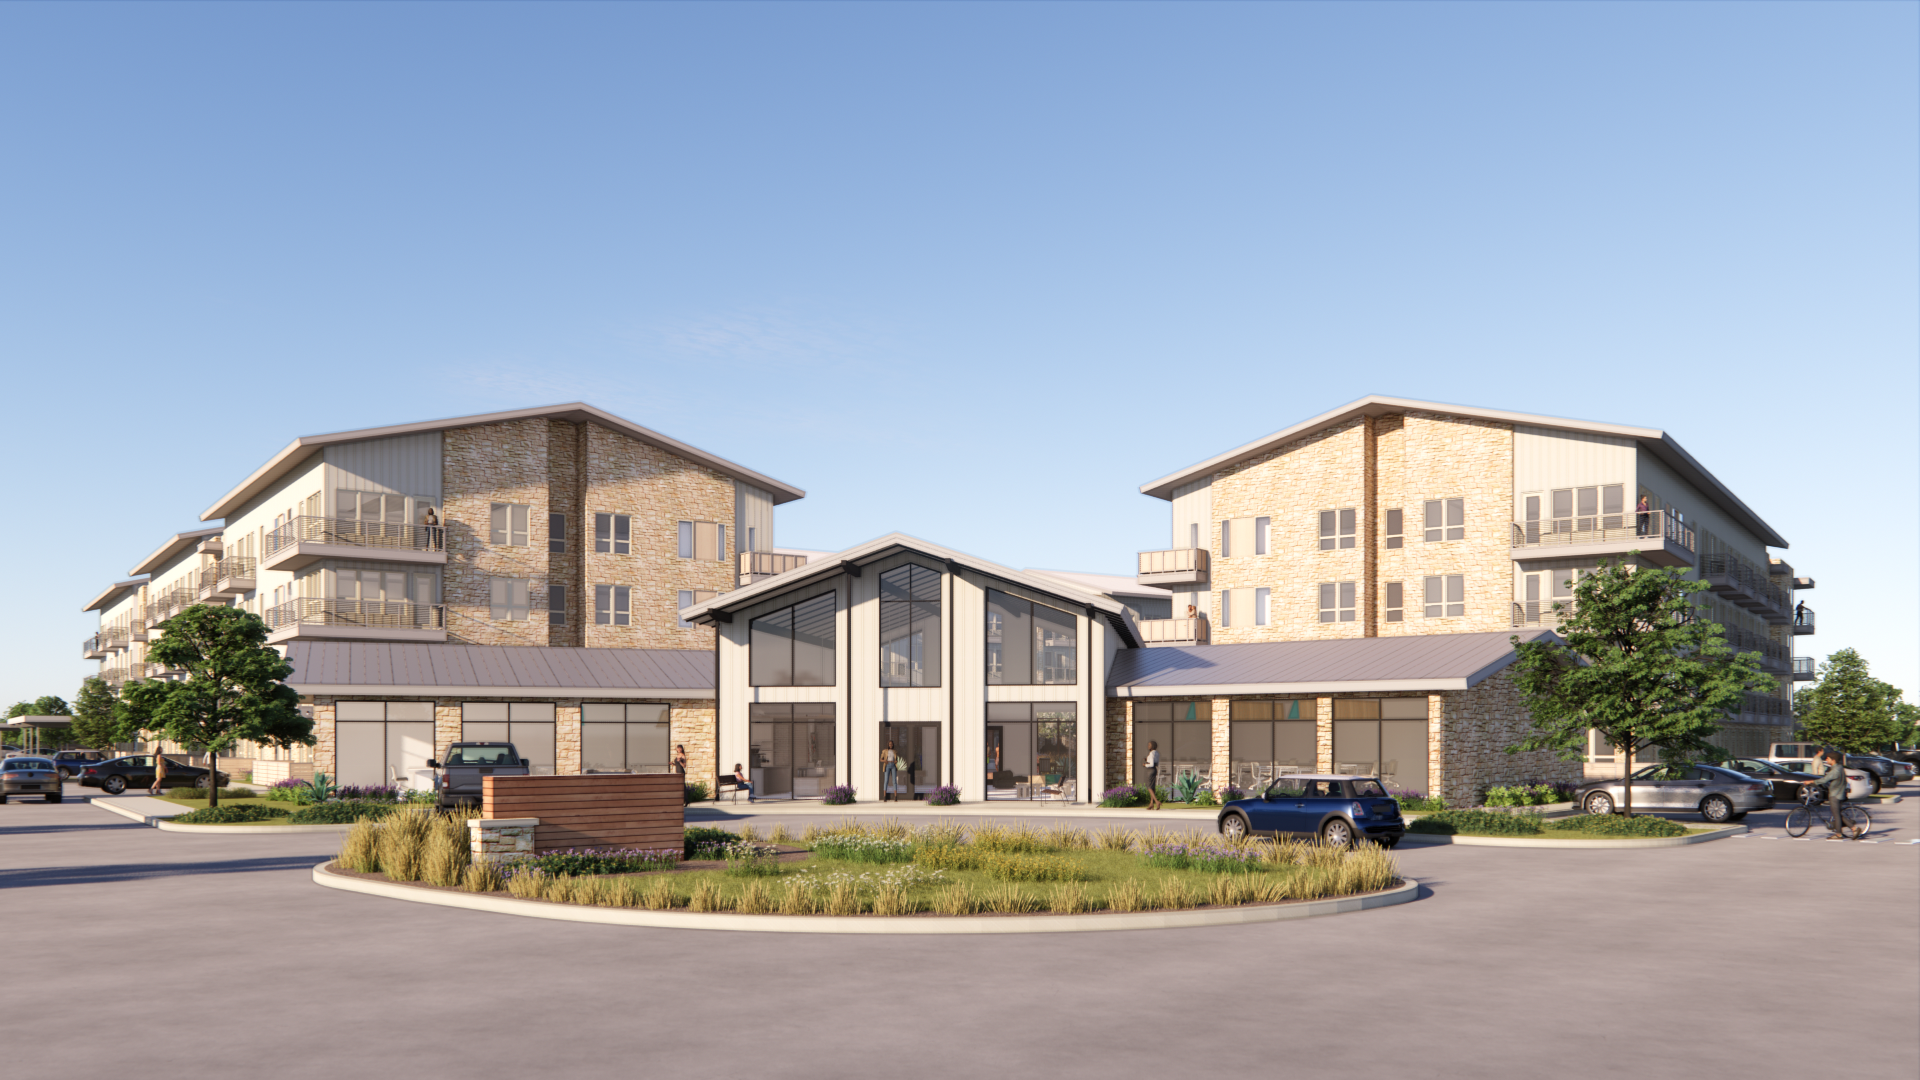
left=822, top=785, right=856, bottom=805
left=683, top=826, right=739, bottom=858
left=1390, top=790, right=1447, bottom=812
left=336, top=785, right=401, bottom=803
left=927, top=785, right=961, bottom=806
left=284, top=799, right=395, bottom=825
left=811, top=835, right=916, bottom=863
left=1484, top=784, right=1568, bottom=807
left=794, top=864, right=945, bottom=895
left=1219, top=785, right=1247, bottom=802
left=173, top=804, right=287, bottom=824
left=509, top=847, right=679, bottom=878
left=264, top=778, right=311, bottom=803
left=1099, top=785, right=1147, bottom=808
left=1140, top=840, right=1261, bottom=873
left=723, top=842, right=781, bottom=877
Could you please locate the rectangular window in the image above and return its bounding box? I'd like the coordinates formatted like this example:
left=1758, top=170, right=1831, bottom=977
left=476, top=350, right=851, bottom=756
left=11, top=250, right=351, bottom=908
left=678, top=520, right=692, bottom=558
left=985, top=588, right=1077, bottom=686
left=676, top=589, right=718, bottom=629
left=678, top=521, right=724, bottom=560
left=1255, top=586, right=1270, bottom=626
left=987, top=703, right=1078, bottom=801
left=1319, top=582, right=1356, bottom=623
left=1188, top=522, right=1199, bottom=550
left=880, top=564, right=943, bottom=687
left=547, top=585, right=566, bottom=626
left=1385, top=508, right=1403, bottom=549
left=1587, top=728, right=1617, bottom=763
left=1422, top=574, right=1464, bottom=618
left=1446, top=498, right=1464, bottom=541
left=1220, top=587, right=1268, bottom=628
left=749, top=703, right=839, bottom=798
left=581, top=703, right=673, bottom=774
left=489, top=503, right=529, bottom=546
left=489, top=577, right=529, bottom=620
left=1602, top=484, right=1624, bottom=530
left=1221, top=517, right=1263, bottom=558
left=749, top=593, right=837, bottom=687
left=746, top=526, right=757, bottom=553
left=1551, top=489, right=1573, bottom=533
left=1577, top=487, right=1598, bottom=532
left=1423, top=499, right=1465, bottom=542
left=1220, top=520, right=1231, bottom=557
left=1319, top=509, right=1357, bottom=550
left=1254, top=516, right=1270, bottom=555
left=594, top=584, right=630, bottom=626
left=548, top=513, right=566, bottom=553
left=595, top=513, right=630, bottom=555
left=1385, top=581, right=1403, bottom=622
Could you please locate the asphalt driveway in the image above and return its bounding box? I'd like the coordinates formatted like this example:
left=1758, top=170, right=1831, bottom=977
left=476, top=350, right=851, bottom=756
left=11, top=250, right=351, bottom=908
left=4, top=789, right=1914, bottom=1079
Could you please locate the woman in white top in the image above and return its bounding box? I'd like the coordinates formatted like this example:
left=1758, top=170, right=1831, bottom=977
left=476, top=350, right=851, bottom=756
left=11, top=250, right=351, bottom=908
left=1144, top=741, right=1161, bottom=810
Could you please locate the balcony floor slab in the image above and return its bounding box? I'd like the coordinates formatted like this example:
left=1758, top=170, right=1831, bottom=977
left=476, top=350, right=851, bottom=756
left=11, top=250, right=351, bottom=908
left=1511, top=534, right=1695, bottom=568
left=265, top=624, right=449, bottom=645
left=263, top=543, right=447, bottom=572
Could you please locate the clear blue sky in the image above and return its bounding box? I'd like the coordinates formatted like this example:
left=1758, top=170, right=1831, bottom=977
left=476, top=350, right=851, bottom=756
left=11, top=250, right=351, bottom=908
left=3, top=2, right=1914, bottom=707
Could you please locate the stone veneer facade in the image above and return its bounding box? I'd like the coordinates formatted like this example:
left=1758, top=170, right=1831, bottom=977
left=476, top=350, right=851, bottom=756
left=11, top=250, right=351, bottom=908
left=1202, top=409, right=1518, bottom=642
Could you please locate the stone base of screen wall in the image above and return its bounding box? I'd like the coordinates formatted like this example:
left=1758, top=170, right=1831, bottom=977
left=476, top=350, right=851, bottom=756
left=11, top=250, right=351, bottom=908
left=469, top=817, right=539, bottom=862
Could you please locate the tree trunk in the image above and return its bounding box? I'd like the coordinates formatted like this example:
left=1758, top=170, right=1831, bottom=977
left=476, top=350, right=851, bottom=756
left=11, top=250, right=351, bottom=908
left=208, top=751, right=218, bottom=809
left=1622, top=736, right=1633, bottom=818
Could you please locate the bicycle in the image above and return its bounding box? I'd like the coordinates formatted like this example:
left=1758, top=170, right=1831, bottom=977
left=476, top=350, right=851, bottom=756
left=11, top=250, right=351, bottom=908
left=1784, top=785, right=1870, bottom=839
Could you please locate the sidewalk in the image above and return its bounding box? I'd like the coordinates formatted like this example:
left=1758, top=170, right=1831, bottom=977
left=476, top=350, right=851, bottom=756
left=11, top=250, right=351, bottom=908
left=88, top=794, right=195, bottom=825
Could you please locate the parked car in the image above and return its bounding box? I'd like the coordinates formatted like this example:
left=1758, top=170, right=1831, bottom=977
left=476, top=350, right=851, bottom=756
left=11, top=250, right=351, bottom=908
left=1842, top=755, right=1905, bottom=794
left=1216, top=774, right=1405, bottom=848
left=1575, top=764, right=1772, bottom=822
left=1721, top=757, right=1872, bottom=802
left=49, top=749, right=107, bottom=780
left=1765, top=743, right=1825, bottom=772
left=1882, top=745, right=1920, bottom=767
left=76, top=755, right=228, bottom=795
left=1, top=757, right=62, bottom=803
left=426, top=742, right=527, bottom=809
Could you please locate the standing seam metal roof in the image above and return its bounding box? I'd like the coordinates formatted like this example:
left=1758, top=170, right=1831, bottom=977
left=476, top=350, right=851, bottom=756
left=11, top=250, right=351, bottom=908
left=1107, top=630, right=1558, bottom=691
left=283, top=642, right=713, bottom=692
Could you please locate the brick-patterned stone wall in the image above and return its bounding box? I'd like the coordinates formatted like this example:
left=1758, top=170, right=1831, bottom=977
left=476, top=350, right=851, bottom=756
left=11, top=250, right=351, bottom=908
left=547, top=420, right=587, bottom=647
left=1374, top=411, right=1515, bottom=636
left=582, top=424, right=734, bottom=650
left=443, top=419, right=555, bottom=646
left=469, top=818, right=538, bottom=863
left=673, top=700, right=718, bottom=795
left=1208, top=417, right=1368, bottom=642
left=556, top=704, right=582, bottom=775
left=313, top=700, right=337, bottom=775
left=1435, top=671, right=1581, bottom=805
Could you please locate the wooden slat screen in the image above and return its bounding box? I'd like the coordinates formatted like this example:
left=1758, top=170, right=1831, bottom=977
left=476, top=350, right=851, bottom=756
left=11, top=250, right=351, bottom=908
left=481, top=773, right=684, bottom=853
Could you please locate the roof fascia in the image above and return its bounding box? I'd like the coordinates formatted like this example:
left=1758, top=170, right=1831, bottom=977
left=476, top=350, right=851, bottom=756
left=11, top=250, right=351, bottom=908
left=200, top=403, right=806, bottom=521
left=1111, top=679, right=1471, bottom=696
left=1137, top=395, right=1788, bottom=549
left=129, top=529, right=226, bottom=576
left=83, top=577, right=149, bottom=613
left=283, top=683, right=712, bottom=699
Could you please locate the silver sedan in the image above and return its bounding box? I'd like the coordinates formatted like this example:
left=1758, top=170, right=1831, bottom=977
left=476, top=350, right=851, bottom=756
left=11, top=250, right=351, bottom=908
left=0, top=757, right=63, bottom=804
left=1575, top=764, right=1772, bottom=823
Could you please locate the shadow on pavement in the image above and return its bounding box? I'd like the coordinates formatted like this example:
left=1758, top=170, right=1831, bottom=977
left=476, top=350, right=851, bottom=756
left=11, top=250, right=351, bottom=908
left=0, top=822, right=146, bottom=837
left=0, top=856, right=324, bottom=890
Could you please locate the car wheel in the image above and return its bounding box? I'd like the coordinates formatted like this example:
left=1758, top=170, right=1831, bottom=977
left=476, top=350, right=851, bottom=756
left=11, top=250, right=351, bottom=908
left=1701, top=795, right=1734, bottom=823
left=58, top=768, right=72, bottom=781
left=1219, top=812, right=1250, bottom=839
left=102, top=775, right=127, bottom=795
left=1321, top=818, right=1355, bottom=848
left=194, top=775, right=211, bottom=789
left=1583, top=792, right=1615, bottom=815
left=0, top=795, right=8, bottom=805
left=1868, top=775, right=1882, bottom=795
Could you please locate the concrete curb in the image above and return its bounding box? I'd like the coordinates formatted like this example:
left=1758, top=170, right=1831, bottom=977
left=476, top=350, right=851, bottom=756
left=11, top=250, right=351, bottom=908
left=157, top=820, right=352, bottom=835
left=311, top=862, right=1421, bottom=934
left=1397, top=824, right=1746, bottom=848
left=90, top=798, right=184, bottom=826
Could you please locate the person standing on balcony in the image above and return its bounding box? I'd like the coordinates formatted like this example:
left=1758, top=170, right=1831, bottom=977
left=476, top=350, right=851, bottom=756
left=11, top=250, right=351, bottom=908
left=1794, top=600, right=1807, bottom=626
left=421, top=506, right=442, bottom=551
left=1635, top=495, right=1651, bottom=536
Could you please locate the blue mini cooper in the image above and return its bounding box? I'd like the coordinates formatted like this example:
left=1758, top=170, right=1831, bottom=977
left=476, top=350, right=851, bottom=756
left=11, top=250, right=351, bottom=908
left=1216, top=774, right=1405, bottom=848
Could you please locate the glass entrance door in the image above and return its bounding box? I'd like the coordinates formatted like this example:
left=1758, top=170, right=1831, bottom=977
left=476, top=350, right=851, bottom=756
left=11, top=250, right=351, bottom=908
left=749, top=703, right=837, bottom=799
left=879, top=722, right=941, bottom=801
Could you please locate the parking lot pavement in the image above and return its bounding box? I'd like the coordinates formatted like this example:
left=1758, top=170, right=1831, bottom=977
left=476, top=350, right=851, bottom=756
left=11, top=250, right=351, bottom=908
left=3, top=793, right=1914, bottom=1079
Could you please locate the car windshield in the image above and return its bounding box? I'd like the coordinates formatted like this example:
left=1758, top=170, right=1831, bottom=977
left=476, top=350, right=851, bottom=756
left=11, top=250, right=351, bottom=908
left=1735, top=759, right=1779, bottom=774
left=4, top=759, right=52, bottom=770
left=444, top=746, right=516, bottom=766
left=1350, top=779, right=1387, bottom=797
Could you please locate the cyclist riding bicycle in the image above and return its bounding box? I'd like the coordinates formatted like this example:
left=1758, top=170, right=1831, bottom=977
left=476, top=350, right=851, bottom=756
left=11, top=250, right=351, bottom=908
left=1810, top=748, right=1854, bottom=839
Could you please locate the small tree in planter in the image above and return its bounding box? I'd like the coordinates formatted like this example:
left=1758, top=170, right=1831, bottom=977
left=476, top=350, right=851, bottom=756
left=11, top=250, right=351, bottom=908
left=115, top=606, right=312, bottom=808
left=1506, top=559, right=1769, bottom=817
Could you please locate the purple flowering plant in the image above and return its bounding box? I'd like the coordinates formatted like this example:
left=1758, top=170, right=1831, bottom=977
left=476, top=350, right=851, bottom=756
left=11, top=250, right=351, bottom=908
left=822, top=785, right=857, bottom=805
left=927, top=785, right=961, bottom=806
left=1099, top=785, right=1147, bottom=808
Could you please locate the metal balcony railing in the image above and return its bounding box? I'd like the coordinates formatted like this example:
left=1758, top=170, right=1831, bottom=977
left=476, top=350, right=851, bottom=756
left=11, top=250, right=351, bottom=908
left=213, top=556, right=257, bottom=585
left=1721, top=625, right=1790, bottom=668
left=1510, top=507, right=1696, bottom=554
left=1139, top=548, right=1208, bottom=576
left=1789, top=606, right=1814, bottom=634
left=1510, top=601, right=1569, bottom=629
left=265, top=597, right=446, bottom=632
left=1700, top=553, right=1792, bottom=619
left=1791, top=656, right=1816, bottom=680
left=82, top=634, right=106, bottom=659
left=738, top=551, right=808, bottom=585
left=102, top=624, right=131, bottom=650
left=1739, top=691, right=1791, bottom=720
left=266, top=516, right=446, bottom=557
left=1137, top=616, right=1210, bottom=645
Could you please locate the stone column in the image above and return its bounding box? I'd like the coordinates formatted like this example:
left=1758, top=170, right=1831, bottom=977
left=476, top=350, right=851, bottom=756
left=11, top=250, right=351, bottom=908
left=1315, top=696, right=1334, bottom=772
left=469, top=817, right=539, bottom=863
left=1211, top=697, right=1232, bottom=793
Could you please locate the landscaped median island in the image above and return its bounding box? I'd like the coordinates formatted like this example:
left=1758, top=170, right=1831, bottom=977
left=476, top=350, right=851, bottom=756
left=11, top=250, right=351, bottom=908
left=327, top=815, right=1405, bottom=918
left=1407, top=809, right=1697, bottom=839
left=159, top=776, right=439, bottom=826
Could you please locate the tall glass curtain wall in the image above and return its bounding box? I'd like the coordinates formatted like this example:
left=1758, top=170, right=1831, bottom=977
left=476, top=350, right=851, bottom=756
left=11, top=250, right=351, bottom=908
left=749, top=594, right=838, bottom=686
left=333, top=701, right=435, bottom=788
left=985, top=590, right=1077, bottom=685
left=1131, top=701, right=1213, bottom=790
left=879, top=722, right=940, bottom=799
left=1330, top=699, right=1429, bottom=795
left=748, top=704, right=836, bottom=798
left=879, top=565, right=941, bottom=687
left=460, top=702, right=558, bottom=776
left=581, top=703, right=672, bottom=773
left=1227, top=700, right=1316, bottom=791
left=985, top=703, right=1077, bottom=800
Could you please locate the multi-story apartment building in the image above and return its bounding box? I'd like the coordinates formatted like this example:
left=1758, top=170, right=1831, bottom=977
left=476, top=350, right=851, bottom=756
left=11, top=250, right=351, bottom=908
left=81, top=404, right=804, bottom=789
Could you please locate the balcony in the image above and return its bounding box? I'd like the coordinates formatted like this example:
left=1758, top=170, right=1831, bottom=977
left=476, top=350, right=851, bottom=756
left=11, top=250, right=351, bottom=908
left=1722, top=625, right=1790, bottom=673
left=738, top=551, right=809, bottom=587
left=1733, top=690, right=1792, bottom=726
left=1137, top=548, right=1209, bottom=588
left=1701, top=554, right=1793, bottom=623
left=100, top=661, right=131, bottom=688
left=101, top=624, right=130, bottom=652
left=82, top=634, right=107, bottom=660
left=1137, top=616, right=1210, bottom=647
left=1509, top=507, right=1695, bottom=568
left=1789, top=606, right=1814, bottom=635
left=1791, top=657, right=1816, bottom=682
left=264, top=597, right=448, bottom=644
left=210, top=557, right=258, bottom=597
left=264, top=516, right=447, bottom=572
left=1510, top=601, right=1568, bottom=631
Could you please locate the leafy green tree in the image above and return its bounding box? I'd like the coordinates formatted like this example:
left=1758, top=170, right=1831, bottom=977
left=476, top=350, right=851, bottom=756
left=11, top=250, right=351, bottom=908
left=1792, top=649, right=1914, bottom=753
left=67, top=677, right=124, bottom=753
left=1506, top=559, right=1772, bottom=816
left=6, top=694, right=72, bottom=751
left=117, top=606, right=312, bottom=806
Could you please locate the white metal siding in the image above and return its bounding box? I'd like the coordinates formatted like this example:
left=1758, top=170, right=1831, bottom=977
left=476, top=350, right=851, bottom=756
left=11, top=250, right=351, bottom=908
left=1170, top=478, right=1212, bottom=549
left=323, top=432, right=443, bottom=515
left=1513, top=425, right=1637, bottom=519
left=734, top=482, right=775, bottom=552
left=1637, top=451, right=1770, bottom=567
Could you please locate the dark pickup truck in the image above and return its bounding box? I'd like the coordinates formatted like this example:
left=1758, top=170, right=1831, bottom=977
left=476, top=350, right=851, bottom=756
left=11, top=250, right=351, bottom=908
left=427, top=742, right=528, bottom=808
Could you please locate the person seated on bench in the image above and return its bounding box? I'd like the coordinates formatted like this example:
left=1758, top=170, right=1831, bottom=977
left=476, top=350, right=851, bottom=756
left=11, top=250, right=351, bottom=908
left=731, top=763, right=754, bottom=803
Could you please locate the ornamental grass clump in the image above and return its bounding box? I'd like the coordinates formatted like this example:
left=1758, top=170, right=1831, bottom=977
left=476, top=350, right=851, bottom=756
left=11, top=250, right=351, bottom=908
left=1158, top=878, right=1192, bottom=910
left=917, top=821, right=967, bottom=848
left=421, top=815, right=470, bottom=887
left=971, top=824, right=1050, bottom=854
left=913, top=843, right=979, bottom=871
left=1141, top=839, right=1261, bottom=873
left=1096, top=826, right=1136, bottom=852
left=777, top=880, right=823, bottom=915
left=641, top=877, right=679, bottom=910
left=930, top=883, right=977, bottom=916
left=506, top=869, right=551, bottom=900
left=1049, top=882, right=1090, bottom=914
left=769, top=824, right=796, bottom=845
left=1106, top=878, right=1149, bottom=913
left=462, top=861, right=504, bottom=893
left=982, top=884, right=1042, bottom=914
left=687, top=879, right=725, bottom=912
left=378, top=807, right=435, bottom=881
left=825, top=880, right=862, bottom=916
left=736, top=880, right=778, bottom=914
left=338, top=818, right=382, bottom=873
left=871, top=880, right=914, bottom=916
left=979, top=852, right=1082, bottom=882
left=811, top=834, right=915, bottom=864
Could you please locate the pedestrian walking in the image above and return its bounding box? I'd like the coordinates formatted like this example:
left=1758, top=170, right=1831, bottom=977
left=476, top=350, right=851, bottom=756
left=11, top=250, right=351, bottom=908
left=148, top=753, right=168, bottom=795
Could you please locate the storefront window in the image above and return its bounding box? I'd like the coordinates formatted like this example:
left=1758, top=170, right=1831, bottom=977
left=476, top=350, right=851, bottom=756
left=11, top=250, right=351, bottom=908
left=985, top=702, right=1076, bottom=800
left=748, top=703, right=836, bottom=798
